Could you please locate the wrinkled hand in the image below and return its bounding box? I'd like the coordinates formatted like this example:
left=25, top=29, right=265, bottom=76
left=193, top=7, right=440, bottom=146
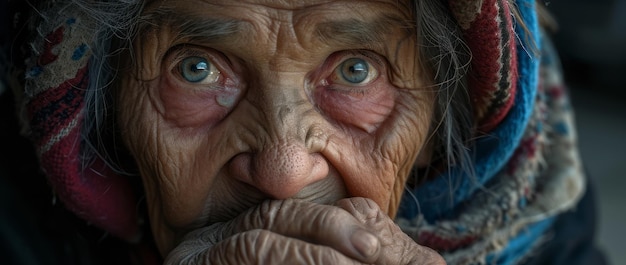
left=164, top=198, right=445, bottom=265
left=335, top=198, right=446, bottom=265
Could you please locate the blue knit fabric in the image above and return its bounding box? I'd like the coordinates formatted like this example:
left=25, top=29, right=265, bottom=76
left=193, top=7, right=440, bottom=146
left=396, top=1, right=552, bottom=264
left=397, top=0, right=541, bottom=223
left=486, top=217, right=556, bottom=265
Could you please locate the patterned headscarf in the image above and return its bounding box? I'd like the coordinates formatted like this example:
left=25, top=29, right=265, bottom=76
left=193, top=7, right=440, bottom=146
left=398, top=0, right=585, bottom=264
left=19, top=0, right=584, bottom=263
left=20, top=2, right=140, bottom=241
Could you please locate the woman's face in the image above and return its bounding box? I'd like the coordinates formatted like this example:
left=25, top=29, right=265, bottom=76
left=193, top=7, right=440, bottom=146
left=118, top=0, right=434, bottom=254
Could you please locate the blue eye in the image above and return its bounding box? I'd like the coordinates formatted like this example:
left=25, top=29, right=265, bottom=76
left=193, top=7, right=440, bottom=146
left=339, top=58, right=370, bottom=84
left=179, top=56, right=220, bottom=83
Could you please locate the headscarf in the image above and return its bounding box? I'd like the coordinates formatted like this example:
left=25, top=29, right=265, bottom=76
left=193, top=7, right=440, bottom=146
left=19, top=1, right=140, bottom=241
left=398, top=1, right=585, bottom=264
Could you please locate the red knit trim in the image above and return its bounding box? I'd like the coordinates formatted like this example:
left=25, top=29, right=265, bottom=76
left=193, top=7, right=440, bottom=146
left=29, top=32, right=140, bottom=240
left=477, top=0, right=518, bottom=131
left=27, top=66, right=88, bottom=147
left=38, top=26, right=64, bottom=66
left=417, top=231, right=478, bottom=252
left=41, top=126, right=140, bottom=241
left=451, top=0, right=518, bottom=132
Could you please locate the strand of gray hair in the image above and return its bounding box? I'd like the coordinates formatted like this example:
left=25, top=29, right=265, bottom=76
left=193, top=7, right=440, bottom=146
left=70, top=0, right=145, bottom=174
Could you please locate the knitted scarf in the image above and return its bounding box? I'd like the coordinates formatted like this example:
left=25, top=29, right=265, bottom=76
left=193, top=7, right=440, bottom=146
left=397, top=1, right=585, bottom=264
left=19, top=0, right=585, bottom=264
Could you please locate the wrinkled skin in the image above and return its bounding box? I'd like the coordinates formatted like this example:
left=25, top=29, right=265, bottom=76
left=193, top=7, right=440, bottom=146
left=165, top=198, right=444, bottom=264
left=118, top=0, right=443, bottom=263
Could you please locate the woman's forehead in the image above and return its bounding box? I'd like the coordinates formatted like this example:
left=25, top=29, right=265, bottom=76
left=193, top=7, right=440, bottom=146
left=145, top=0, right=410, bottom=10
left=143, top=0, right=412, bottom=18
left=139, top=0, right=416, bottom=57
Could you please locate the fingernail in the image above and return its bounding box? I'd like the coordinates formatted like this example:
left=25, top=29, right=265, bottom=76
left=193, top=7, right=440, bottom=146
left=351, top=230, right=379, bottom=258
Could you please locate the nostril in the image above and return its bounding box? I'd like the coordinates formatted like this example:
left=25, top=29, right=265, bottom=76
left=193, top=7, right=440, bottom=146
left=308, top=153, right=330, bottom=184
left=228, top=152, right=254, bottom=184
left=230, top=144, right=329, bottom=200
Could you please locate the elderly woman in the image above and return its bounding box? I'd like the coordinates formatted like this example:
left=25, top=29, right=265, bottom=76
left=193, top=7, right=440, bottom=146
left=2, top=0, right=606, bottom=264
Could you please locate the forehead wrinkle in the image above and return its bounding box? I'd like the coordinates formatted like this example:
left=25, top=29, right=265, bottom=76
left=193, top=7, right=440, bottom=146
left=139, top=5, right=247, bottom=45
left=314, top=15, right=414, bottom=50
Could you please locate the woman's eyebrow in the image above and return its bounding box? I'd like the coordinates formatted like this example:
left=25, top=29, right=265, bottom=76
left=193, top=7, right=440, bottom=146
left=140, top=8, right=246, bottom=45
left=174, top=17, right=245, bottom=44
left=313, top=15, right=412, bottom=49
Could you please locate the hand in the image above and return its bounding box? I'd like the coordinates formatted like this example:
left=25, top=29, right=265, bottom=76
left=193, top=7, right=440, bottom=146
left=164, top=199, right=376, bottom=264
left=335, top=197, right=446, bottom=265
left=164, top=198, right=445, bottom=265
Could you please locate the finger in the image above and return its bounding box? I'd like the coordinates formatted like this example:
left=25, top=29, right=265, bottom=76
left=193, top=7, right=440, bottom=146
left=335, top=197, right=382, bottom=223
left=166, top=229, right=366, bottom=265
left=404, top=245, right=447, bottom=265
left=167, top=200, right=380, bottom=263
left=164, top=223, right=228, bottom=265
left=228, top=199, right=381, bottom=263
left=336, top=197, right=446, bottom=265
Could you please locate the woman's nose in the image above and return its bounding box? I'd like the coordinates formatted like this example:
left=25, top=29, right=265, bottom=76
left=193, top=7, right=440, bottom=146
left=227, top=71, right=331, bottom=199
left=229, top=142, right=329, bottom=199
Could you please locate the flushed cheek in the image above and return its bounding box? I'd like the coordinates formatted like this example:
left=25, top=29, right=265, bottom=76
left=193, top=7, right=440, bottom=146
left=325, top=90, right=432, bottom=215
left=331, top=138, right=413, bottom=216
left=159, top=76, right=241, bottom=129
left=313, top=83, right=396, bottom=133
left=345, top=161, right=397, bottom=213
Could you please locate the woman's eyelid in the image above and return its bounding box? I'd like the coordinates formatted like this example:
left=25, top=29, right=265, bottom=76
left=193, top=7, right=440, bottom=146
left=341, top=50, right=385, bottom=68
left=167, top=46, right=232, bottom=73
left=334, top=51, right=385, bottom=81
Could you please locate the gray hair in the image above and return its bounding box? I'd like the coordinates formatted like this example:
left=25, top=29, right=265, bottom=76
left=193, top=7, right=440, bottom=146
left=410, top=0, right=474, bottom=186
left=60, top=0, right=144, bottom=172
left=11, top=0, right=144, bottom=172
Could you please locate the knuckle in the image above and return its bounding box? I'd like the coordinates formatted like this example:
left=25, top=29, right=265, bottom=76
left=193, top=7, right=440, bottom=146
left=255, top=200, right=291, bottom=229
left=220, top=229, right=274, bottom=264
left=337, top=197, right=381, bottom=217
left=417, top=246, right=447, bottom=265
left=353, top=197, right=382, bottom=220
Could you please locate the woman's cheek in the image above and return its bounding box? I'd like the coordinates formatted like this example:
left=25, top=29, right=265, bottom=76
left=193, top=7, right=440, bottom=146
left=314, top=83, right=396, bottom=133
left=159, top=76, right=241, bottom=129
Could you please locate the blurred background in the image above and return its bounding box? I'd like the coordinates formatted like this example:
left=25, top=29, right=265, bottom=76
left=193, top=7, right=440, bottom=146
left=547, top=0, right=626, bottom=264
